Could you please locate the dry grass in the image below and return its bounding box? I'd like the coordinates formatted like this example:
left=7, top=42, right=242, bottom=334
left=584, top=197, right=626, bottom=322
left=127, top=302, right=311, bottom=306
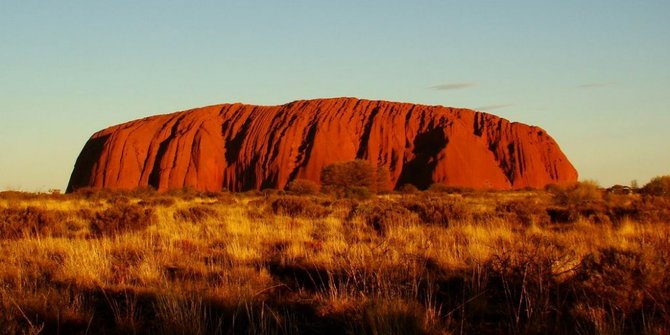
left=0, top=189, right=668, bottom=334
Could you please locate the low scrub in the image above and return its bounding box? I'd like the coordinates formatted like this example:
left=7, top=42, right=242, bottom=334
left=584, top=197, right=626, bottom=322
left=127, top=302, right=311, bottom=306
left=270, top=196, right=331, bottom=219
left=641, top=175, right=670, bottom=197
left=496, top=198, right=551, bottom=226
left=400, top=195, right=471, bottom=226
left=352, top=200, right=418, bottom=235
left=397, top=183, right=419, bottom=194
left=173, top=205, right=218, bottom=223
left=0, top=207, right=70, bottom=239
left=85, top=204, right=155, bottom=237
left=286, top=178, right=320, bottom=195
left=138, top=197, right=177, bottom=207
left=427, top=183, right=473, bottom=194
left=549, top=181, right=603, bottom=206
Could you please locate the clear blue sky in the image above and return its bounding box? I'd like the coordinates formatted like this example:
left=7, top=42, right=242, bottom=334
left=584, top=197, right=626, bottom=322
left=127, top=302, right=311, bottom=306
left=1, top=1, right=668, bottom=191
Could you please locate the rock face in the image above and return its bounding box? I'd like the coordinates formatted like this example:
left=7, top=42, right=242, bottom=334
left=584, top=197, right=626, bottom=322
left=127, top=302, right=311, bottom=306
left=67, top=98, right=578, bottom=192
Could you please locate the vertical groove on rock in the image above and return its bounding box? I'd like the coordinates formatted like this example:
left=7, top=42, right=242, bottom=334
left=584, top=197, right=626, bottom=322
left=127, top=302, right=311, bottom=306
left=148, top=115, right=184, bottom=190
left=356, top=106, right=381, bottom=159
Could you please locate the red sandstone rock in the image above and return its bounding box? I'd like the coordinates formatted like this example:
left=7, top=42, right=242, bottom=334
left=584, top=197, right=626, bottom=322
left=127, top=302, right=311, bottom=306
left=67, top=98, right=578, bottom=192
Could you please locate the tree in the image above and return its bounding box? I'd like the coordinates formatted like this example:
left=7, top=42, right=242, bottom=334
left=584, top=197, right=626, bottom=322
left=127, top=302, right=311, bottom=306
left=320, top=160, right=389, bottom=196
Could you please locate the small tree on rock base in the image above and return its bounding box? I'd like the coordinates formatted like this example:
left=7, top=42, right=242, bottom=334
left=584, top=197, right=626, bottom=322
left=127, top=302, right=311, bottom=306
left=320, top=160, right=390, bottom=196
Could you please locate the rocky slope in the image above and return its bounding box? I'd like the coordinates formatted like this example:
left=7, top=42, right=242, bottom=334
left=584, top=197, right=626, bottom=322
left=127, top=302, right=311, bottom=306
left=67, top=98, right=578, bottom=192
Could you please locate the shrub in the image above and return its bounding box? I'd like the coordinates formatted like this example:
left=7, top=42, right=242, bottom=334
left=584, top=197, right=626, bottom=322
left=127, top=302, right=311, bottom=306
left=427, top=183, right=471, bottom=194
left=361, top=300, right=430, bottom=335
left=321, top=160, right=375, bottom=190
left=0, top=207, right=69, bottom=238
left=374, top=165, right=392, bottom=194
left=72, top=187, right=114, bottom=200
left=245, top=199, right=269, bottom=220
left=286, top=179, right=320, bottom=195
left=165, top=187, right=200, bottom=200
left=641, top=175, right=670, bottom=197
left=173, top=206, right=217, bottom=223
left=343, top=186, right=373, bottom=200
left=320, top=160, right=389, bottom=196
left=261, top=188, right=284, bottom=197
left=625, top=196, right=670, bottom=223
left=127, top=186, right=158, bottom=198
left=546, top=202, right=613, bottom=224
left=546, top=182, right=630, bottom=224
left=329, top=198, right=358, bottom=220
left=138, top=197, right=177, bottom=207
left=575, top=248, right=646, bottom=313
left=0, top=191, right=40, bottom=201
left=353, top=200, right=418, bottom=235
left=398, top=184, right=419, bottom=194
left=211, top=192, right=237, bottom=205
left=88, top=204, right=155, bottom=237
left=401, top=196, right=470, bottom=226
left=570, top=247, right=668, bottom=332
left=496, top=199, right=551, bottom=226
left=551, top=181, right=602, bottom=205
left=270, top=196, right=331, bottom=219
left=485, top=235, right=575, bottom=333
left=546, top=206, right=579, bottom=224
left=107, top=196, right=131, bottom=207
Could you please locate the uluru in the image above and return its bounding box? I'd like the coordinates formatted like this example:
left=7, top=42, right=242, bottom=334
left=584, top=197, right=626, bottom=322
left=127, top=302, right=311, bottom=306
left=66, top=97, right=578, bottom=192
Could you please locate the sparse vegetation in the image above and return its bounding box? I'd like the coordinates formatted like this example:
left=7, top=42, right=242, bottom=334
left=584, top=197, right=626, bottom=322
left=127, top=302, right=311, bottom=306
left=286, top=178, right=320, bottom=195
left=88, top=204, right=155, bottom=237
left=270, top=195, right=331, bottom=219
left=0, top=185, right=669, bottom=334
left=641, top=175, right=670, bottom=197
left=398, top=183, right=419, bottom=194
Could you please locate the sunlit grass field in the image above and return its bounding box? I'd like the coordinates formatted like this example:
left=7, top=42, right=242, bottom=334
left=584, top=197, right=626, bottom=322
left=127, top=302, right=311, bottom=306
left=0, top=186, right=668, bottom=334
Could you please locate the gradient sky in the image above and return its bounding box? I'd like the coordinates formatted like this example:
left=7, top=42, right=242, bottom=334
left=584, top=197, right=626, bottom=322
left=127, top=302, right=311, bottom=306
left=1, top=1, right=668, bottom=191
